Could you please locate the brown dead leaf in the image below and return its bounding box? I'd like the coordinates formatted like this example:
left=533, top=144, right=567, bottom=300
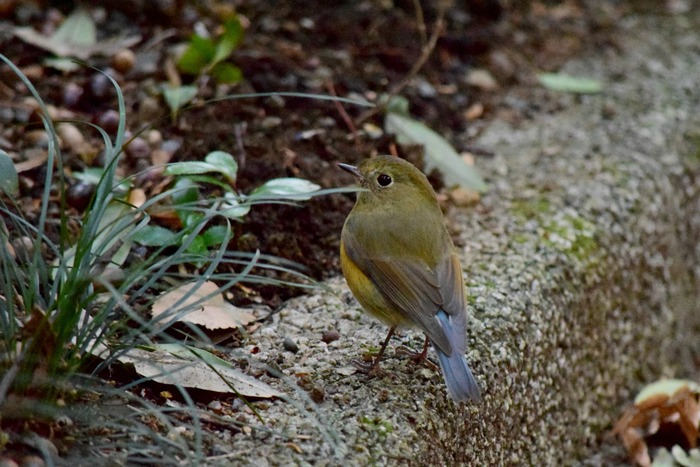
left=152, top=281, right=257, bottom=331
left=13, top=26, right=140, bottom=61
left=615, top=379, right=700, bottom=465
left=118, top=344, right=282, bottom=398
left=14, top=149, right=48, bottom=173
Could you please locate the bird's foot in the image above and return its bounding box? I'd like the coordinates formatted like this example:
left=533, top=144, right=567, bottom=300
left=395, top=345, right=439, bottom=371
left=351, top=358, right=390, bottom=378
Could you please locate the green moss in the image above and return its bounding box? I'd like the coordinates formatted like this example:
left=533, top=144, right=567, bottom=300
left=542, top=214, right=599, bottom=262
left=359, top=415, right=394, bottom=440
left=510, top=197, right=551, bottom=220
left=512, top=233, right=530, bottom=244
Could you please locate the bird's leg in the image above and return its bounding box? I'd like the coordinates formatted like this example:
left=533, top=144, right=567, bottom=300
left=352, top=326, right=396, bottom=377
left=396, top=336, right=439, bottom=371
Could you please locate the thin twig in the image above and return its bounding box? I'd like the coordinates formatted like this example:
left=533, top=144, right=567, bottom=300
left=412, top=0, right=428, bottom=44
left=326, top=80, right=358, bottom=142
left=354, top=2, right=446, bottom=126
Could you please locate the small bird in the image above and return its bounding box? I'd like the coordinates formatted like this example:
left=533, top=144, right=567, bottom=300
left=338, top=155, right=481, bottom=402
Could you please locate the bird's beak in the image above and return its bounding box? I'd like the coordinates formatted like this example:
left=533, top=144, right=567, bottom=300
left=338, top=163, right=364, bottom=180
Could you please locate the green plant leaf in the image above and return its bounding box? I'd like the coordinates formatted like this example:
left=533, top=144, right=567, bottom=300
left=171, top=178, right=200, bottom=206
left=177, top=35, right=216, bottom=74
left=165, top=151, right=238, bottom=184
left=210, top=62, right=243, bottom=84
left=72, top=167, right=107, bottom=185
left=43, top=57, right=81, bottom=72
left=249, top=178, right=321, bottom=200
left=212, top=17, right=244, bottom=64
left=204, top=151, right=238, bottom=182
left=166, top=161, right=222, bottom=177
left=184, top=234, right=207, bottom=255
left=182, top=174, right=232, bottom=191
left=0, top=149, right=19, bottom=195
left=51, top=8, right=96, bottom=46
left=131, top=225, right=180, bottom=247
left=201, top=225, right=230, bottom=247
left=384, top=112, right=487, bottom=192
left=221, top=192, right=251, bottom=219
left=162, top=85, right=198, bottom=116
left=538, top=73, right=602, bottom=94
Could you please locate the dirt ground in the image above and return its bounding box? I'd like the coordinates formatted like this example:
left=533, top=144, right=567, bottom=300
left=0, top=0, right=628, bottom=306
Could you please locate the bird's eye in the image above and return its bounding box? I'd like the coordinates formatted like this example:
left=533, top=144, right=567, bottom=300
left=377, top=173, right=393, bottom=187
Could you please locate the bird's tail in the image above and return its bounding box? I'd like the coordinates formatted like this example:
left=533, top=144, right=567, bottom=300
left=435, top=310, right=481, bottom=402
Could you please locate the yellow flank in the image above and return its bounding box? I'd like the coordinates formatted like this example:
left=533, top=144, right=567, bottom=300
left=340, top=242, right=409, bottom=326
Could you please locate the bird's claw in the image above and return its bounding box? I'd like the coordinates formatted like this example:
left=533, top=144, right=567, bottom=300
left=395, top=345, right=439, bottom=371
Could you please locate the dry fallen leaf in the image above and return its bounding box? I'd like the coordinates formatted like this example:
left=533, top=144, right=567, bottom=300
left=13, top=8, right=140, bottom=60
left=118, top=344, right=282, bottom=398
left=614, top=379, right=700, bottom=466
left=152, top=281, right=257, bottom=330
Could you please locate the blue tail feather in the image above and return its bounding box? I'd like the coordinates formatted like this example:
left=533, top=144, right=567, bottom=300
left=435, top=310, right=481, bottom=402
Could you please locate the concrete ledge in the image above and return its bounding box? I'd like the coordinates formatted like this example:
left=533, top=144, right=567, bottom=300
left=228, top=10, right=700, bottom=465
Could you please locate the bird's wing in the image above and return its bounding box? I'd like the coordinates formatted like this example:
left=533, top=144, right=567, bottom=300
left=343, top=229, right=465, bottom=355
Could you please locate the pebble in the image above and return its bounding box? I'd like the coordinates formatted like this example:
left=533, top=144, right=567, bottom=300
left=465, top=68, right=499, bottom=91
left=138, top=96, right=161, bottom=122
left=415, top=78, right=437, bottom=98
left=56, top=123, right=84, bottom=152
left=25, top=130, right=49, bottom=148
left=125, top=137, right=150, bottom=160
left=11, top=236, right=34, bottom=261
left=95, top=110, right=121, bottom=134
left=62, top=82, right=84, bottom=108
left=283, top=336, right=299, bottom=353
left=146, top=129, right=163, bottom=147
left=20, top=457, right=45, bottom=467
left=112, top=49, right=136, bottom=74
left=67, top=182, right=96, bottom=211
left=321, top=329, right=340, bottom=343
left=450, top=187, right=481, bottom=207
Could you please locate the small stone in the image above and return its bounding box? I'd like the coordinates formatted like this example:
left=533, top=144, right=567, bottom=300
left=20, top=456, right=45, bottom=467
left=283, top=336, right=299, bottom=353
left=56, top=123, right=84, bottom=152
left=415, top=78, right=437, bottom=98
left=336, top=366, right=357, bottom=376
left=89, top=72, right=113, bottom=99
left=11, top=236, right=34, bottom=261
left=151, top=148, right=172, bottom=166
left=95, top=110, right=121, bottom=134
left=208, top=400, right=223, bottom=412
left=260, top=116, right=282, bottom=129
left=125, top=137, right=150, bottom=160
left=138, top=96, right=161, bottom=122
left=309, top=385, right=325, bottom=403
left=62, top=82, right=84, bottom=108
left=0, top=457, right=19, bottom=467
left=67, top=182, right=96, bottom=211
left=450, top=187, right=481, bottom=207
left=362, top=122, right=383, bottom=139
left=465, top=68, right=499, bottom=91
left=146, top=129, right=163, bottom=147
left=161, top=139, right=182, bottom=157
left=321, top=329, right=340, bottom=343
left=25, top=130, right=49, bottom=148
left=464, top=102, right=485, bottom=121
left=112, top=49, right=136, bottom=74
